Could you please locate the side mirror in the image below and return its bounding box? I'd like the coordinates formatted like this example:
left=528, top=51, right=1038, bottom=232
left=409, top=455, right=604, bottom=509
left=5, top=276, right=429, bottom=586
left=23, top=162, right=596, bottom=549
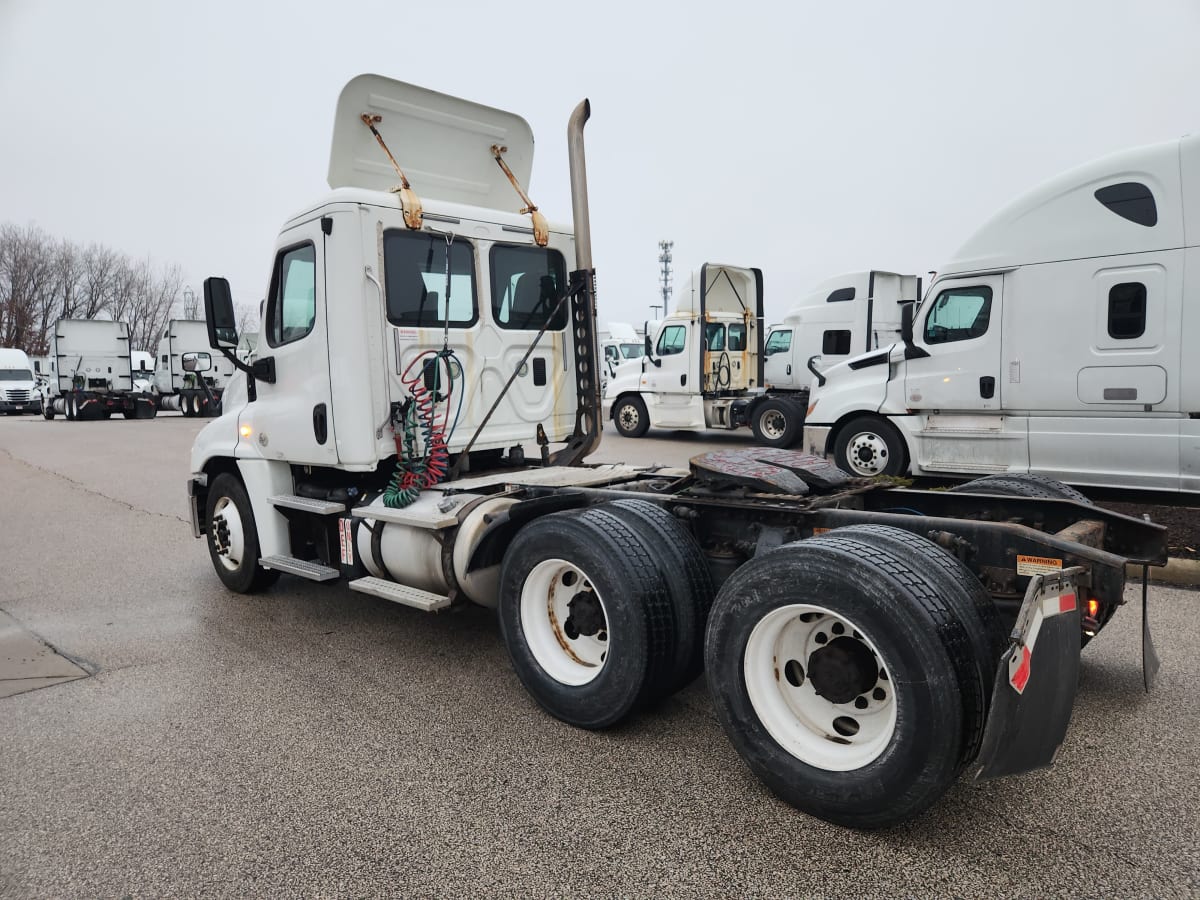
left=182, top=351, right=213, bottom=373
left=900, top=302, right=914, bottom=345
left=203, top=277, right=239, bottom=349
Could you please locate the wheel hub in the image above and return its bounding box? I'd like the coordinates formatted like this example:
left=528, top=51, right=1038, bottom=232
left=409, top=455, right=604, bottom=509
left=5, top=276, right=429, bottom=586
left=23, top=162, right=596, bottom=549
left=565, top=590, right=605, bottom=638
left=807, top=636, right=878, bottom=705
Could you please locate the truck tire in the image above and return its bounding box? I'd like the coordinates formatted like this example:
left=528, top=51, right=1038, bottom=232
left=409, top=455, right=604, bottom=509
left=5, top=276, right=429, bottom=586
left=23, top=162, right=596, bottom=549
left=750, top=398, right=802, bottom=449
left=589, top=499, right=715, bottom=694
left=820, top=524, right=1005, bottom=768
left=498, top=510, right=676, bottom=729
left=205, top=473, right=280, bottom=593
left=42, top=401, right=54, bottom=420
left=705, top=533, right=978, bottom=829
left=612, top=395, right=650, bottom=438
left=65, top=392, right=77, bottom=421
left=949, top=473, right=1091, bottom=504
left=832, top=416, right=907, bottom=477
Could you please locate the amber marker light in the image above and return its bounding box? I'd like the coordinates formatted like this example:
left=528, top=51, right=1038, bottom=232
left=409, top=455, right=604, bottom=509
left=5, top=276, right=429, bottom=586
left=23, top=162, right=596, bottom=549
left=1087, top=598, right=1100, bottom=619
left=239, top=424, right=252, bottom=438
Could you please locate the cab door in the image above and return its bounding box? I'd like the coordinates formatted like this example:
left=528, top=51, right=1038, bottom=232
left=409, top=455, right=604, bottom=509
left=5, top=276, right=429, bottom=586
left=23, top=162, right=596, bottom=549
left=763, top=328, right=794, bottom=388
left=904, top=275, right=1005, bottom=412
left=245, top=221, right=337, bottom=466
left=642, top=320, right=703, bottom=427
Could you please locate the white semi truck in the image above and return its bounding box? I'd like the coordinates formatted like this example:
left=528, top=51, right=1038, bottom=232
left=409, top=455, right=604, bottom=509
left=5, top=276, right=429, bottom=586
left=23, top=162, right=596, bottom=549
left=152, top=319, right=234, bottom=416
left=42, top=319, right=157, bottom=420
left=604, top=268, right=919, bottom=447
left=188, top=75, right=1167, bottom=829
left=0, top=348, right=41, bottom=415
left=804, top=136, right=1200, bottom=493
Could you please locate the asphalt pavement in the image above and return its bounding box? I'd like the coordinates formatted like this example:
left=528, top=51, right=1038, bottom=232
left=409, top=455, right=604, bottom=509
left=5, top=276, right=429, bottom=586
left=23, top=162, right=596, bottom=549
left=1, top=414, right=1198, bottom=897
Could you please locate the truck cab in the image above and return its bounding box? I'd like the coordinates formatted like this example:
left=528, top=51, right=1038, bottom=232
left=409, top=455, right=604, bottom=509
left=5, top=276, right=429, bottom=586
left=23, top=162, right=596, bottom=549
left=604, top=264, right=782, bottom=439
left=0, top=348, right=40, bottom=415
left=763, top=270, right=919, bottom=391
left=804, top=134, right=1200, bottom=492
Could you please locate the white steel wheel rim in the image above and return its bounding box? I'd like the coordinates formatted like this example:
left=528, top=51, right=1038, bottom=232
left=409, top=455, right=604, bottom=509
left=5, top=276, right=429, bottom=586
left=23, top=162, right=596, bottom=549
left=845, top=431, right=889, bottom=476
left=210, top=495, right=247, bottom=572
left=617, top=402, right=640, bottom=432
left=759, top=408, right=787, bottom=440
left=520, top=558, right=610, bottom=686
left=744, top=603, right=897, bottom=771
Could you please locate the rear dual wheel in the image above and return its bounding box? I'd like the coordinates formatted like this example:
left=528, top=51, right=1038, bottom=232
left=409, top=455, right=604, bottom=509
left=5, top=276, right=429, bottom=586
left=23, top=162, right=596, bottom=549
left=705, top=526, right=996, bottom=829
left=498, top=501, right=713, bottom=729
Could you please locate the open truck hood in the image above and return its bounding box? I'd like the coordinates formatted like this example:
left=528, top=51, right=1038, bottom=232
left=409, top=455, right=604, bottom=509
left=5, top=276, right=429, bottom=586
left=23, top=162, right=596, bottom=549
left=329, top=74, right=536, bottom=214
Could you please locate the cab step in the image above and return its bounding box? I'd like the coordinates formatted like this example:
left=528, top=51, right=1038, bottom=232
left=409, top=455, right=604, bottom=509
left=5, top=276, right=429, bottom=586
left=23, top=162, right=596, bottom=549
left=348, top=577, right=451, bottom=612
left=260, top=555, right=340, bottom=581
left=269, top=494, right=346, bottom=515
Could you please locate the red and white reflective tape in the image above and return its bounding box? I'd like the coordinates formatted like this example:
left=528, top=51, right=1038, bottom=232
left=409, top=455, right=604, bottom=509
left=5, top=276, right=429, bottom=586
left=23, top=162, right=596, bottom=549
left=1007, top=589, right=1077, bottom=695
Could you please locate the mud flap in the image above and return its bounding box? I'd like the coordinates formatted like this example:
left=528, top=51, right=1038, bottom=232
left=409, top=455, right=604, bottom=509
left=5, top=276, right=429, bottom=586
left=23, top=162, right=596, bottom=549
left=973, top=567, right=1085, bottom=781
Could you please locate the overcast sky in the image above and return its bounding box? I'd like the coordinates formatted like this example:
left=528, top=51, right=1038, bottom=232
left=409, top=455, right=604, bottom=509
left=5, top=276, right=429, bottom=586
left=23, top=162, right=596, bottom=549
left=3, top=0, right=1199, bottom=332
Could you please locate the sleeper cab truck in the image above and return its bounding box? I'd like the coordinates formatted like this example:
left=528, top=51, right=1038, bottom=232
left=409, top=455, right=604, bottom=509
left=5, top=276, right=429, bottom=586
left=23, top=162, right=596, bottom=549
left=152, top=319, right=234, bottom=417
left=804, top=135, right=1200, bottom=493
left=42, top=319, right=156, bottom=420
left=187, top=74, right=1167, bottom=830
left=0, top=347, right=41, bottom=415
left=603, top=269, right=918, bottom=448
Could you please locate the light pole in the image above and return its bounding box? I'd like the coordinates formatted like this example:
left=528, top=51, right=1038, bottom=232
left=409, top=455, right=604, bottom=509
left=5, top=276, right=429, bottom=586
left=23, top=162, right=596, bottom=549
left=183, top=286, right=197, bottom=318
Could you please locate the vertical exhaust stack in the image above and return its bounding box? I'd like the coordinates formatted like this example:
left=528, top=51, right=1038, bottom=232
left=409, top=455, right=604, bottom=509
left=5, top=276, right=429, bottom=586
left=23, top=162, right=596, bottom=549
left=568, top=99, right=593, bottom=272
left=550, top=97, right=604, bottom=465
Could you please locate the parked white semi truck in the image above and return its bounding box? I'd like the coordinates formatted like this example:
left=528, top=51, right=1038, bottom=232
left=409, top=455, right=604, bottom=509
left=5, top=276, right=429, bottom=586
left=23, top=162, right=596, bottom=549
left=188, top=75, right=1166, bottom=829
left=0, top=348, right=41, bottom=415
left=804, top=136, right=1200, bottom=493
left=604, top=268, right=919, bottom=447
left=42, top=319, right=157, bottom=420
left=152, top=319, right=234, bottom=416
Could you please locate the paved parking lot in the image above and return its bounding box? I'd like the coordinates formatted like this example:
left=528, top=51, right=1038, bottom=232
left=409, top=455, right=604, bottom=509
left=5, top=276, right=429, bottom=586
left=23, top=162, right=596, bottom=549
left=1, top=414, right=1198, bottom=897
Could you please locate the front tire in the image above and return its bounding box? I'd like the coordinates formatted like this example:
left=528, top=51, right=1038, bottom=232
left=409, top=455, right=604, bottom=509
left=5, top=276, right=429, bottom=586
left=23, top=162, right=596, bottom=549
left=205, top=473, right=279, bottom=593
left=498, top=511, right=676, bottom=729
left=612, top=395, right=650, bottom=438
left=832, top=415, right=907, bottom=477
left=750, top=398, right=803, bottom=448
left=705, top=533, right=977, bottom=829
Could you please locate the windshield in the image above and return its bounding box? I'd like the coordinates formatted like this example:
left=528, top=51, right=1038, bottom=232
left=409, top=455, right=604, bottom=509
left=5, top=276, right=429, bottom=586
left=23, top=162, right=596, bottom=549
left=0, top=369, right=33, bottom=381
left=619, top=343, right=644, bottom=359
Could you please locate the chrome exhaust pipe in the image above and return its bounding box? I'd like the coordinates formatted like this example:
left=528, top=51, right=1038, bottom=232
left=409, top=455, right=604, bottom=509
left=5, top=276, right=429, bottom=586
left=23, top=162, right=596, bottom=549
left=567, top=99, right=592, bottom=272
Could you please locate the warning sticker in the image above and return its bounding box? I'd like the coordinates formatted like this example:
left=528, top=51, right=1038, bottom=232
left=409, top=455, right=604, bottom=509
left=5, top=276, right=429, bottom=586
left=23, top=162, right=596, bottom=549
left=1016, top=554, right=1062, bottom=576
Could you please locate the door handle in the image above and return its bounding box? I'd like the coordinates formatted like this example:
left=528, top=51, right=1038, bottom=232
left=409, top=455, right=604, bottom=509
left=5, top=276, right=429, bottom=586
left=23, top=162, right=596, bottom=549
left=786, top=364, right=792, bottom=376
left=313, top=403, right=328, bottom=444
left=979, top=376, right=995, bottom=400
left=680, top=374, right=687, bottom=386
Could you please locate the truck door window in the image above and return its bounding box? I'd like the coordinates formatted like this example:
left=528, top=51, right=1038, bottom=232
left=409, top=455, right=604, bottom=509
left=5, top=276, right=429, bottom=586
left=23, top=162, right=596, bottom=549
left=490, top=244, right=567, bottom=330
left=727, top=324, right=747, bottom=351
left=705, top=323, right=726, bottom=351
left=266, top=242, right=316, bottom=347
left=765, top=330, right=792, bottom=355
left=1107, top=282, right=1147, bottom=339
left=384, top=231, right=477, bottom=328
left=923, top=286, right=992, bottom=344
left=656, top=325, right=687, bottom=356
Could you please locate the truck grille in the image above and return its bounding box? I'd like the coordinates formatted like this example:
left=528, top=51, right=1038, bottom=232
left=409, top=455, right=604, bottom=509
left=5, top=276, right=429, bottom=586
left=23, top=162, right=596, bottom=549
left=4, top=389, right=31, bottom=402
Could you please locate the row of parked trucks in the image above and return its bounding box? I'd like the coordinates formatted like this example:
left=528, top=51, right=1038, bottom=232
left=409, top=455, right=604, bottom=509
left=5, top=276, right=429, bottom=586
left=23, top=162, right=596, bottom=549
left=605, top=132, right=1200, bottom=494
left=4, top=319, right=237, bottom=420
left=187, top=75, right=1169, bottom=830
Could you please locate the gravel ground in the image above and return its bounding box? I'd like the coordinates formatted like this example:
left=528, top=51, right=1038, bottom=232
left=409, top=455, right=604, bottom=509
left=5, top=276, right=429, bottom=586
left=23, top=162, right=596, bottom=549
left=1, top=415, right=1198, bottom=897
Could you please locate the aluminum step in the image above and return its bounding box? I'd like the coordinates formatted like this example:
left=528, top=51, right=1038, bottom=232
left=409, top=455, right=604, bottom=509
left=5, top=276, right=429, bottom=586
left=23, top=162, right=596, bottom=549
left=269, top=494, right=346, bottom=515
left=260, top=555, right=340, bottom=582
left=348, top=577, right=451, bottom=612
